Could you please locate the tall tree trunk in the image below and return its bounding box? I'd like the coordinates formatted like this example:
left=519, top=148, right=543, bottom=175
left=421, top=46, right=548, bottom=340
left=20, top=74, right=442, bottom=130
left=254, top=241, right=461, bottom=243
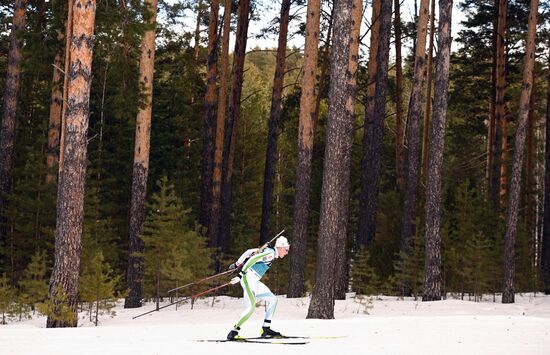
left=307, top=0, right=353, bottom=319
left=287, top=0, right=321, bottom=298
left=259, top=0, right=291, bottom=244
left=487, top=0, right=498, bottom=201
left=124, top=0, right=158, bottom=309
left=314, top=7, right=333, bottom=128
left=502, top=0, right=538, bottom=304
left=194, top=0, right=204, bottom=61
left=496, top=0, right=508, bottom=206
left=400, top=0, right=429, bottom=256
left=209, top=0, right=232, bottom=255
left=334, top=0, right=364, bottom=300
left=59, top=0, right=74, bottom=171
left=422, top=0, right=453, bottom=302
left=543, top=48, right=550, bottom=295
left=200, top=0, right=219, bottom=240
left=218, top=0, right=250, bottom=253
left=421, top=0, right=436, bottom=179
left=525, top=95, right=535, bottom=254
left=394, top=0, right=405, bottom=191
left=0, top=0, right=27, bottom=237
left=47, top=0, right=97, bottom=328
left=46, top=31, right=64, bottom=184
left=356, top=0, right=382, bottom=248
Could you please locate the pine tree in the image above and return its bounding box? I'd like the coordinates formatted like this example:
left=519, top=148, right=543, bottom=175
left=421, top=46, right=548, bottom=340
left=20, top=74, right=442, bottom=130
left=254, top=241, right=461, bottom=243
left=141, top=177, right=212, bottom=303
left=463, top=232, right=493, bottom=301
left=350, top=249, right=381, bottom=296
left=0, top=274, right=16, bottom=324
left=18, top=251, right=49, bottom=313
left=79, top=250, right=121, bottom=326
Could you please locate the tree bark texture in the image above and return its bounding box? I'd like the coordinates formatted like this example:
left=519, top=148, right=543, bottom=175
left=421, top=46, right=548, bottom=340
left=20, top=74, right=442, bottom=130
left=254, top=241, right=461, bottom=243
left=422, top=0, right=453, bottom=302
left=356, top=0, right=382, bottom=249
left=394, top=0, right=405, bottom=191
left=487, top=0, right=498, bottom=201
left=59, top=0, right=74, bottom=171
left=334, top=0, right=364, bottom=300
left=0, top=0, right=27, bottom=236
left=218, top=0, right=250, bottom=253
left=209, top=0, right=232, bottom=254
left=287, top=0, right=321, bottom=298
left=259, top=0, right=291, bottom=244
left=125, top=0, right=158, bottom=309
left=47, top=0, right=97, bottom=328
left=543, top=49, right=550, bottom=294
left=421, top=0, right=436, bottom=179
left=46, top=31, right=65, bottom=184
left=307, top=0, right=353, bottom=319
left=199, top=0, right=219, bottom=241
left=496, top=0, right=508, bottom=206
left=194, top=0, right=204, bottom=61
left=502, top=0, right=538, bottom=304
left=400, top=0, right=430, bottom=255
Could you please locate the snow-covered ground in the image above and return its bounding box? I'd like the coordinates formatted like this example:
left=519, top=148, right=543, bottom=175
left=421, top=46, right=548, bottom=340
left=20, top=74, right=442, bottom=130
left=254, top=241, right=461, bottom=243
left=2, top=293, right=549, bottom=355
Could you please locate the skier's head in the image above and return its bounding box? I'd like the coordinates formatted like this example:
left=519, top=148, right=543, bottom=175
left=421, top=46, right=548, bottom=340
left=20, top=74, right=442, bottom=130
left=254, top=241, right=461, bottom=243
left=275, top=236, right=290, bottom=258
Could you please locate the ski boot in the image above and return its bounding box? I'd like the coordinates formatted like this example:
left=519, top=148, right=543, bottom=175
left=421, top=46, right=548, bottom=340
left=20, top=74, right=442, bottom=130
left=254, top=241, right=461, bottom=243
left=261, top=326, right=282, bottom=338
left=227, top=327, right=241, bottom=340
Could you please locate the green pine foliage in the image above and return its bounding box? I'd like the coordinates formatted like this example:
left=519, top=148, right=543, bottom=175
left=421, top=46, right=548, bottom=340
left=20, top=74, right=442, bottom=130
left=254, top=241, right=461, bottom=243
left=387, top=229, right=426, bottom=300
left=350, top=248, right=381, bottom=296
left=18, top=251, right=49, bottom=314
left=0, top=274, right=16, bottom=324
left=79, top=250, right=122, bottom=326
left=37, top=286, right=77, bottom=326
left=463, top=233, right=493, bottom=301
left=141, top=177, right=212, bottom=300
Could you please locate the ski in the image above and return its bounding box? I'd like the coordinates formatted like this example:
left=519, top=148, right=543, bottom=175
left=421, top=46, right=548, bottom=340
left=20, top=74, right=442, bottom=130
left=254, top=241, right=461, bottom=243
left=196, top=338, right=308, bottom=345
left=243, top=335, right=346, bottom=340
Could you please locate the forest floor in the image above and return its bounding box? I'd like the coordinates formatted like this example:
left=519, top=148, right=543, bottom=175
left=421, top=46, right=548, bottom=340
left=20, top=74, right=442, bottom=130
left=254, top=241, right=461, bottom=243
left=1, top=293, right=549, bottom=354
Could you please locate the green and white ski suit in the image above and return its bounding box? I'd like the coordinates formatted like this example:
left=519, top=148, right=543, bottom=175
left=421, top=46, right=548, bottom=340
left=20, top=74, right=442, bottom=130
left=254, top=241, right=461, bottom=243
left=234, top=247, right=278, bottom=329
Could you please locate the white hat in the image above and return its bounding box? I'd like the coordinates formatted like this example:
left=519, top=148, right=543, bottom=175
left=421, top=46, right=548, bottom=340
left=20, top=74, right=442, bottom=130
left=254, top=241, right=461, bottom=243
left=275, top=236, right=290, bottom=248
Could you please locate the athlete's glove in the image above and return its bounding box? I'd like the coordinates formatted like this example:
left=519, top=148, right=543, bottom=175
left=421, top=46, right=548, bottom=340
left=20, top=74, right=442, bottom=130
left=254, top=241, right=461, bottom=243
left=228, top=262, right=237, bottom=271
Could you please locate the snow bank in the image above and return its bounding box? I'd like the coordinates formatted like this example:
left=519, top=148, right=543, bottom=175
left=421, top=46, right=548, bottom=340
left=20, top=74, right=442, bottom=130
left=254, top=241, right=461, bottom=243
left=1, top=293, right=549, bottom=355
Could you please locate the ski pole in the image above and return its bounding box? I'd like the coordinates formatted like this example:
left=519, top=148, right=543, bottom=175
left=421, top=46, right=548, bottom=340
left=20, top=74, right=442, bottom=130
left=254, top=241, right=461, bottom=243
left=166, top=269, right=234, bottom=294
left=132, top=281, right=233, bottom=319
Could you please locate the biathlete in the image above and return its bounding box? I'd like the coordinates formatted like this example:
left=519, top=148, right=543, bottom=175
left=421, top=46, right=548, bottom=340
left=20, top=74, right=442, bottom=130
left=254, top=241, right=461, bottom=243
left=226, top=236, right=290, bottom=340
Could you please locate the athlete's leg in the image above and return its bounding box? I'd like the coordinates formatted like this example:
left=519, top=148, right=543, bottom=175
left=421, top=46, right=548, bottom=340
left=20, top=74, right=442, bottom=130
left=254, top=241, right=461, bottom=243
left=254, top=281, right=278, bottom=327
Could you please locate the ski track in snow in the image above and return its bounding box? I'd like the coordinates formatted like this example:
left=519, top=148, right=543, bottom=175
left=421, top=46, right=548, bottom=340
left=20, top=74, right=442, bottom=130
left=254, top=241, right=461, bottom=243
left=1, top=294, right=549, bottom=355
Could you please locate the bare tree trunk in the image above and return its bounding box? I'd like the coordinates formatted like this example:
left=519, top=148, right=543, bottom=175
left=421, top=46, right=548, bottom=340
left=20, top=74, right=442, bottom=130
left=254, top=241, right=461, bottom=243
left=334, top=0, right=364, bottom=300
left=47, top=0, right=97, bottom=328
left=200, top=0, right=219, bottom=240
left=356, top=0, right=382, bottom=248
left=307, top=0, right=353, bottom=320
left=487, top=0, right=498, bottom=201
left=209, top=0, right=232, bottom=255
left=502, top=0, right=538, bottom=304
left=421, top=0, right=436, bottom=179
left=422, top=0, right=453, bottom=302
left=400, top=0, right=430, bottom=256
left=125, top=0, right=158, bottom=309
left=543, top=48, right=550, bottom=295
left=46, top=31, right=64, bottom=184
left=218, top=0, right=250, bottom=253
left=394, top=0, right=405, bottom=191
left=525, top=95, right=535, bottom=255
left=314, top=7, right=333, bottom=128
left=0, top=0, right=27, bottom=237
left=287, top=0, right=321, bottom=298
left=259, top=0, right=292, bottom=244
left=496, top=0, right=508, bottom=206
left=194, top=0, right=204, bottom=61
